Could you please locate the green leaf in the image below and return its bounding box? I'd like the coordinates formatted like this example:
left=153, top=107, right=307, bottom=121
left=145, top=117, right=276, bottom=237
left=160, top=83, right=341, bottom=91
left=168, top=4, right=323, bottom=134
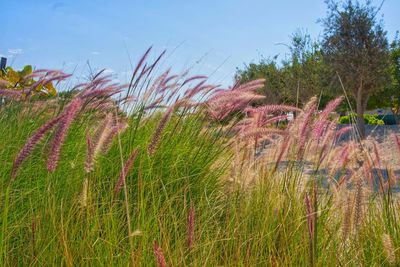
left=44, top=83, right=57, bottom=95
left=19, top=65, right=32, bottom=77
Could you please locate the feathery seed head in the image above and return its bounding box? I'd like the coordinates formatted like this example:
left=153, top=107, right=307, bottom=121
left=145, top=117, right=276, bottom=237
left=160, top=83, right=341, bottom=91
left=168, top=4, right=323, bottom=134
left=153, top=241, right=167, bottom=267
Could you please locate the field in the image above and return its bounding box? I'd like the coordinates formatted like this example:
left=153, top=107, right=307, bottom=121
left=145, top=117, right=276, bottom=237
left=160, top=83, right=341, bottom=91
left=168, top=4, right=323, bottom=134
left=1, top=54, right=400, bottom=266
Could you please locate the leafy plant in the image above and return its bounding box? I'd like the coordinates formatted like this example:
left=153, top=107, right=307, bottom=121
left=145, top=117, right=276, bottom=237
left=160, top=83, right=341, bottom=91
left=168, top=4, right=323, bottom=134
left=321, top=0, right=391, bottom=138
left=0, top=65, right=58, bottom=97
left=339, top=113, right=385, bottom=125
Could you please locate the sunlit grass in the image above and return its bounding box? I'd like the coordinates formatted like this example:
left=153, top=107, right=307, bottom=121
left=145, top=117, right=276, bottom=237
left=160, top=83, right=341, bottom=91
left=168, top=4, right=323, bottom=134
left=1, top=53, right=400, bottom=266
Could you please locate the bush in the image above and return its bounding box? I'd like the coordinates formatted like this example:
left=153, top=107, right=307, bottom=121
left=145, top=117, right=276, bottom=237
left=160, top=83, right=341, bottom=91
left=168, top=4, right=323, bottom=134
left=339, top=113, right=385, bottom=125
left=0, top=65, right=58, bottom=96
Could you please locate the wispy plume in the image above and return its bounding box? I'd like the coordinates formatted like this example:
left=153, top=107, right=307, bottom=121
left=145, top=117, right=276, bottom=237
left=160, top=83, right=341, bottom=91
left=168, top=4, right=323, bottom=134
left=47, top=98, right=83, bottom=172
left=84, top=134, right=95, bottom=173
left=342, top=195, right=353, bottom=244
left=394, top=134, right=400, bottom=155
left=382, top=233, right=396, bottom=264
left=296, top=97, right=317, bottom=159
left=244, top=105, right=301, bottom=116
left=312, top=96, right=343, bottom=140
left=101, top=122, right=128, bottom=153
left=353, top=176, right=363, bottom=232
left=147, top=107, right=174, bottom=155
left=11, top=115, right=64, bottom=179
left=206, top=79, right=266, bottom=121
left=92, top=115, right=113, bottom=154
left=0, top=89, right=24, bottom=100
left=181, top=75, right=208, bottom=86
left=114, top=148, right=139, bottom=197
left=0, top=80, right=11, bottom=88
left=153, top=241, right=168, bottom=267
left=335, top=125, right=352, bottom=140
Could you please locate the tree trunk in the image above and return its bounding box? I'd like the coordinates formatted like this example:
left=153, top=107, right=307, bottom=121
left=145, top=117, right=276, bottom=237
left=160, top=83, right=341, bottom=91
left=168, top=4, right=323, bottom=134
left=356, top=83, right=366, bottom=140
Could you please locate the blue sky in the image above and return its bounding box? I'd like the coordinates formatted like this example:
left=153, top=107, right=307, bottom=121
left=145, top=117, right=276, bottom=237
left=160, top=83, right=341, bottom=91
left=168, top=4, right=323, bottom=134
left=1, top=0, right=399, bottom=86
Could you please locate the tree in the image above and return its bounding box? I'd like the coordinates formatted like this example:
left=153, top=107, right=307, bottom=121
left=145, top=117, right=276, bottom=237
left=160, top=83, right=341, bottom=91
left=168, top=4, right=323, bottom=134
left=235, top=58, right=293, bottom=105
left=321, top=0, right=391, bottom=139
left=385, top=33, right=400, bottom=121
left=368, top=33, right=400, bottom=123
left=236, top=32, right=331, bottom=108
left=285, top=30, right=331, bottom=107
left=389, top=34, right=400, bottom=119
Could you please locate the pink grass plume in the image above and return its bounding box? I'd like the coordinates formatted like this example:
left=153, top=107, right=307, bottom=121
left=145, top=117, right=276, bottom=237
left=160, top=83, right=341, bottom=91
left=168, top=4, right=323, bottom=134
left=84, top=134, right=94, bottom=173
left=114, top=148, right=139, bottom=197
left=147, top=107, right=173, bottom=155
left=47, top=98, right=83, bottom=172
left=304, top=192, right=314, bottom=240
left=335, top=125, right=352, bottom=140
left=0, top=89, right=23, bottom=100
left=312, top=96, right=343, bottom=140
left=394, top=134, right=400, bottom=155
left=153, top=241, right=168, bottom=267
left=11, top=115, right=64, bottom=180
left=187, top=204, right=195, bottom=250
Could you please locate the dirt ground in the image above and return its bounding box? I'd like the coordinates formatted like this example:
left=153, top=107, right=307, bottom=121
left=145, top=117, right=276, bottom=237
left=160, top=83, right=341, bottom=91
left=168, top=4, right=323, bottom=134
left=338, top=125, right=400, bottom=171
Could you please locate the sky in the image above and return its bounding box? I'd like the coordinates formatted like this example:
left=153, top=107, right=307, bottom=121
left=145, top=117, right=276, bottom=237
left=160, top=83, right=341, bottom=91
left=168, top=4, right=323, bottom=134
left=1, top=0, right=399, bottom=87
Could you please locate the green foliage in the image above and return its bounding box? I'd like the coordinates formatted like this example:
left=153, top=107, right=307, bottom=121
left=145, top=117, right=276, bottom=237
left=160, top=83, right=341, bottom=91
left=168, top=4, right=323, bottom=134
left=286, top=30, right=330, bottom=105
left=236, top=31, right=335, bottom=109
left=0, top=101, right=230, bottom=265
left=369, top=32, right=400, bottom=120
left=321, top=0, right=391, bottom=97
left=236, top=58, right=292, bottom=105
left=339, top=113, right=384, bottom=125
left=321, top=0, right=391, bottom=136
left=0, top=65, right=57, bottom=96
left=0, top=99, right=400, bottom=265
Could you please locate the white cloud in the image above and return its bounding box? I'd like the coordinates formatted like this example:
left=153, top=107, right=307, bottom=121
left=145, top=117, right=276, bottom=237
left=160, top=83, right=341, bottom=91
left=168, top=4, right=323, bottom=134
left=91, top=51, right=100, bottom=55
left=8, top=48, right=23, bottom=54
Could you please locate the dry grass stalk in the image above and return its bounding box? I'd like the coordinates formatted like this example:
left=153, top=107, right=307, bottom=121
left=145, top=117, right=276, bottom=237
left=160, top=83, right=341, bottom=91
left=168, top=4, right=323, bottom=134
left=382, top=233, right=396, bottom=265
left=394, top=134, right=400, bottom=155
left=353, top=176, right=363, bottom=233
left=187, top=203, right=195, bottom=250
left=84, top=114, right=115, bottom=172
left=92, top=114, right=113, bottom=156
left=31, top=215, right=36, bottom=257
left=79, top=178, right=89, bottom=207
left=342, top=195, right=353, bottom=244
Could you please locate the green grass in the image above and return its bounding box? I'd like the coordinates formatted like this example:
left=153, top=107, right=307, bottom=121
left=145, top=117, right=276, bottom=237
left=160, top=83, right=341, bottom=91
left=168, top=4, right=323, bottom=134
left=1, top=100, right=400, bottom=266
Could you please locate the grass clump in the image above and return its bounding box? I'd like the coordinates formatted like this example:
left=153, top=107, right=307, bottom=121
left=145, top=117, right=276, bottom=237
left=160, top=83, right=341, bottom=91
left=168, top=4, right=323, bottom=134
left=1, top=49, right=400, bottom=266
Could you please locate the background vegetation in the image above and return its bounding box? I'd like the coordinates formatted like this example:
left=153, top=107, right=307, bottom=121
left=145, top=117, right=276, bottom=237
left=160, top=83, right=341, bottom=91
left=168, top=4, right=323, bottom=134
left=1, top=0, right=400, bottom=266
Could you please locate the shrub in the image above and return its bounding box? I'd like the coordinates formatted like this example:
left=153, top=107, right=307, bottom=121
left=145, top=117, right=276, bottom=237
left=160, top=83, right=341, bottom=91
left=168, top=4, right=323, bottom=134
left=0, top=66, right=70, bottom=100
left=339, top=113, right=385, bottom=125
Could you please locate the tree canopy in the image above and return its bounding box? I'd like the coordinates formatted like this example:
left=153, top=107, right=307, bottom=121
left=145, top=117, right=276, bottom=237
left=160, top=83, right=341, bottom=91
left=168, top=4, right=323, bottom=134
left=236, top=0, right=396, bottom=135
left=321, top=0, right=391, bottom=138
